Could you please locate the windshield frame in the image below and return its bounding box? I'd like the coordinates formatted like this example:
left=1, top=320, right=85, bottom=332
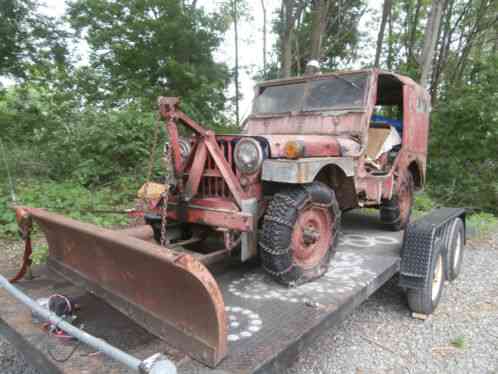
left=251, top=71, right=371, bottom=117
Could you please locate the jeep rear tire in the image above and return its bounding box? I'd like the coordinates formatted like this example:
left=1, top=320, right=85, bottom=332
left=381, top=172, right=414, bottom=231
left=259, top=182, right=341, bottom=286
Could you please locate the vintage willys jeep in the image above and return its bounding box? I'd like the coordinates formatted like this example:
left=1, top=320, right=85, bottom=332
left=9, top=68, right=432, bottom=367
left=148, top=68, right=431, bottom=286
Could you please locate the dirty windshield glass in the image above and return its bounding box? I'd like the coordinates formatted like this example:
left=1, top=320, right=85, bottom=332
left=252, top=83, right=305, bottom=114
left=253, top=73, right=367, bottom=114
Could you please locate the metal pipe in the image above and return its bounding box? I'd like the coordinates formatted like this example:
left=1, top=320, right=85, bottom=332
left=0, top=273, right=176, bottom=374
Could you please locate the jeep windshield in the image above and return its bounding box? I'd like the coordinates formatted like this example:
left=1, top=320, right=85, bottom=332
left=252, top=72, right=368, bottom=115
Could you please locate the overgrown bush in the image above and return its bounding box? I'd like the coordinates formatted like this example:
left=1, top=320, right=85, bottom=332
left=428, top=58, right=498, bottom=214
left=34, top=107, right=160, bottom=185
left=0, top=178, right=138, bottom=237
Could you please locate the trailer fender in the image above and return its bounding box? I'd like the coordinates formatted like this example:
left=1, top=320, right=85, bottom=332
left=399, top=208, right=466, bottom=290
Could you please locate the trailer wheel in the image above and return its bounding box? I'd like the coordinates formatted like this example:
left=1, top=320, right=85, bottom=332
left=406, top=245, right=445, bottom=315
left=446, top=218, right=465, bottom=281
left=381, top=172, right=414, bottom=231
left=259, top=182, right=341, bottom=286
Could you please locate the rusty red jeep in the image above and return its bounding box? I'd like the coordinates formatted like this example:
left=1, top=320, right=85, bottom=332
left=147, top=68, right=431, bottom=286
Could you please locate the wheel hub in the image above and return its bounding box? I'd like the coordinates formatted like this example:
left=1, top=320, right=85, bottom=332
left=291, top=205, right=333, bottom=270
left=453, top=232, right=462, bottom=268
left=432, top=255, right=443, bottom=301
left=302, top=227, right=320, bottom=245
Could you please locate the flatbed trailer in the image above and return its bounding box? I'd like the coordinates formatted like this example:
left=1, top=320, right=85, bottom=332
left=0, top=208, right=466, bottom=374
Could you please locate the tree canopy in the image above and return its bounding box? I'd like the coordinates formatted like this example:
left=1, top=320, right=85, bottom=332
left=67, top=0, right=230, bottom=124
left=0, top=0, right=67, bottom=80
left=0, top=0, right=497, bottom=214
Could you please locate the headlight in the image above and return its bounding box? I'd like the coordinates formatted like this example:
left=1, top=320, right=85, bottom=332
left=165, top=138, right=191, bottom=162
left=234, top=138, right=263, bottom=174
left=178, top=138, right=192, bottom=161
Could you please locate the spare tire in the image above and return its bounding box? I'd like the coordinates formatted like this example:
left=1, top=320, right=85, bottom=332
left=259, top=182, right=341, bottom=286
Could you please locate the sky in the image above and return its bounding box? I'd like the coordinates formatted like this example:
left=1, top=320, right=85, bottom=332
left=37, top=0, right=383, bottom=120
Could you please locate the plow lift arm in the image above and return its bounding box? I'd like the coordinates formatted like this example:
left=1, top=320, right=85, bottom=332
left=159, top=97, right=247, bottom=206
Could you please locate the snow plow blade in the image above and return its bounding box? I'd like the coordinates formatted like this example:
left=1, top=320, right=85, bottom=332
left=17, top=207, right=227, bottom=367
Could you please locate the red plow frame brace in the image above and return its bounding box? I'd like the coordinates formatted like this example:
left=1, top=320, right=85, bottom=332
left=159, top=97, right=248, bottom=207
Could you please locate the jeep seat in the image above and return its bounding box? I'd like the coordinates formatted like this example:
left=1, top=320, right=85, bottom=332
left=366, top=126, right=401, bottom=161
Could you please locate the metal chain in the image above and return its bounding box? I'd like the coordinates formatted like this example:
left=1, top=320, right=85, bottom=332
left=159, top=143, right=172, bottom=247
left=142, top=114, right=174, bottom=247
left=141, top=114, right=164, bottom=211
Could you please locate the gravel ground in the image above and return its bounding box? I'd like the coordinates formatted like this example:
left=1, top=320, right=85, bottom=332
left=1, top=233, right=498, bottom=373
left=1, top=239, right=25, bottom=269
left=288, top=232, right=498, bottom=374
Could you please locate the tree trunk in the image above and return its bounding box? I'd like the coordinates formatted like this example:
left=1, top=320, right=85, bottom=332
left=261, top=0, right=267, bottom=77
left=431, top=0, right=453, bottom=104
left=232, top=0, right=240, bottom=126
left=407, top=0, right=422, bottom=66
left=387, top=8, right=394, bottom=70
left=295, top=14, right=303, bottom=74
left=280, top=0, right=306, bottom=78
left=310, top=0, right=331, bottom=61
left=281, top=0, right=295, bottom=78
left=419, top=0, right=445, bottom=88
left=374, top=0, right=392, bottom=67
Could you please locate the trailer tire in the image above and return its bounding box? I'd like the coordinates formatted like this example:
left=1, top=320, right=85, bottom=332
left=381, top=172, right=414, bottom=231
left=259, top=182, right=341, bottom=286
left=446, top=218, right=465, bottom=282
left=406, top=244, right=445, bottom=315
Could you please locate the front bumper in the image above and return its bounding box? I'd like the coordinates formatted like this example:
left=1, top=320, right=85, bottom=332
left=165, top=201, right=255, bottom=232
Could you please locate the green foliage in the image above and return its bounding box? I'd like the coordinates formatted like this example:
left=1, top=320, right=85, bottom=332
left=428, top=57, right=498, bottom=214
left=0, top=0, right=68, bottom=79
left=272, top=0, right=366, bottom=76
left=300, top=0, right=366, bottom=70
left=35, top=107, right=160, bottom=184
left=31, top=244, right=48, bottom=265
left=413, top=192, right=436, bottom=217
left=0, top=84, right=61, bottom=143
left=0, top=178, right=138, bottom=238
left=0, top=80, right=167, bottom=185
left=466, top=212, right=498, bottom=239
left=450, top=336, right=465, bottom=349
left=67, top=0, right=230, bottom=126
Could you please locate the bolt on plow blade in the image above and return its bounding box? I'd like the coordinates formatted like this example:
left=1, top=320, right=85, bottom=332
left=20, top=207, right=227, bottom=367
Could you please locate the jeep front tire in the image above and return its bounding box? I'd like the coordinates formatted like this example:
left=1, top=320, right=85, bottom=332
left=259, top=182, right=341, bottom=286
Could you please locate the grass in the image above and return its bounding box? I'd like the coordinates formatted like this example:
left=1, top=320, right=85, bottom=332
left=414, top=192, right=498, bottom=238
left=466, top=212, right=498, bottom=239
left=0, top=176, right=141, bottom=238
left=2, top=179, right=497, bottom=266
left=31, top=244, right=49, bottom=265
left=450, top=336, right=466, bottom=349
left=1, top=176, right=145, bottom=265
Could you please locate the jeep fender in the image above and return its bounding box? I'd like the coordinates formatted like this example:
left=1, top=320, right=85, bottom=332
left=261, top=157, right=355, bottom=184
